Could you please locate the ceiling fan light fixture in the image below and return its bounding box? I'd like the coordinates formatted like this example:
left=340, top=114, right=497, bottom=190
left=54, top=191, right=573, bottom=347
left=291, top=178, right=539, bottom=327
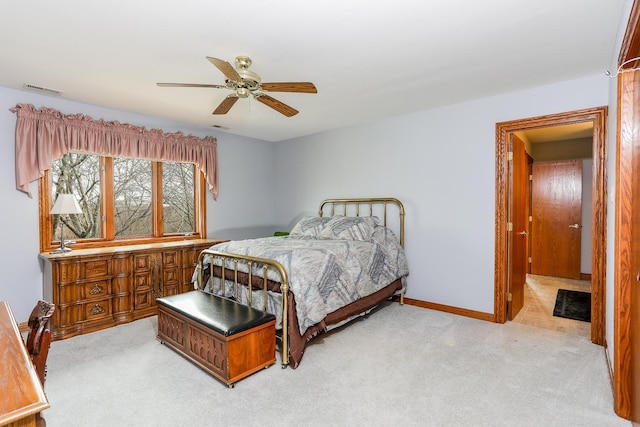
left=237, top=68, right=261, bottom=84
left=158, top=55, right=316, bottom=117
left=236, top=87, right=250, bottom=98
left=234, top=55, right=261, bottom=88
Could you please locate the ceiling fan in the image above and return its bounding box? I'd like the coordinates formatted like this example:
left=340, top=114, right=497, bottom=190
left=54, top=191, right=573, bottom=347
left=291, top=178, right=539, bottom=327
left=157, top=56, right=317, bottom=117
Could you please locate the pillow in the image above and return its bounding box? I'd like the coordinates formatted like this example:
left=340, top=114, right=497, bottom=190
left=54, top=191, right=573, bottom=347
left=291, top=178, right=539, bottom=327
left=370, top=223, right=400, bottom=246
left=318, top=216, right=379, bottom=241
left=289, top=216, right=332, bottom=238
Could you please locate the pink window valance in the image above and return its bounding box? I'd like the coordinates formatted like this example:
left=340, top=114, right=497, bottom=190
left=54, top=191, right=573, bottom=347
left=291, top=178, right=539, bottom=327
left=10, top=103, right=218, bottom=199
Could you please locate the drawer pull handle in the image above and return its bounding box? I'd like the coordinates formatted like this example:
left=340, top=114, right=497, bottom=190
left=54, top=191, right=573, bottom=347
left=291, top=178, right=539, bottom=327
left=157, top=261, right=163, bottom=297
left=151, top=260, right=156, bottom=297
left=89, top=284, right=103, bottom=295
left=90, top=304, right=104, bottom=315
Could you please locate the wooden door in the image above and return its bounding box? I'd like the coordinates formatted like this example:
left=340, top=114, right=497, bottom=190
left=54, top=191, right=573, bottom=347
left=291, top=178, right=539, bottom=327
left=531, top=160, right=582, bottom=279
left=508, top=135, right=528, bottom=320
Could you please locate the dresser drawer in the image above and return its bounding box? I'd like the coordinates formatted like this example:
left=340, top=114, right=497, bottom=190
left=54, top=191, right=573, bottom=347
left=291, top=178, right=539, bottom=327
left=56, top=304, right=83, bottom=328
left=84, top=299, right=112, bottom=320
left=84, top=259, right=110, bottom=279
left=134, top=254, right=152, bottom=271
left=133, top=273, right=152, bottom=291
left=57, top=258, right=111, bottom=284
left=57, top=283, right=81, bottom=304
left=163, top=250, right=179, bottom=268
left=58, top=261, right=82, bottom=284
left=83, top=281, right=111, bottom=300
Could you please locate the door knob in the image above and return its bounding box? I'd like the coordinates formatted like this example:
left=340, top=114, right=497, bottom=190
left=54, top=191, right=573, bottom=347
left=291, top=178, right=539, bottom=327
left=519, top=231, right=528, bottom=236
left=568, top=224, right=580, bottom=229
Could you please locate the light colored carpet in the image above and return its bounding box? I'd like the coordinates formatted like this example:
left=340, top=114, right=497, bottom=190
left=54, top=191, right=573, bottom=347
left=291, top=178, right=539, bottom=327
left=42, top=302, right=629, bottom=427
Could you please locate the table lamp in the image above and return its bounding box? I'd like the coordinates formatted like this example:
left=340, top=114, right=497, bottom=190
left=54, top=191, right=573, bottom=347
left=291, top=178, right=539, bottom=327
left=50, top=194, right=82, bottom=253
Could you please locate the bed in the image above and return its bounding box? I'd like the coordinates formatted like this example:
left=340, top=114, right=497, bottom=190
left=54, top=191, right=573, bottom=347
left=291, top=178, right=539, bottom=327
left=193, top=197, right=409, bottom=369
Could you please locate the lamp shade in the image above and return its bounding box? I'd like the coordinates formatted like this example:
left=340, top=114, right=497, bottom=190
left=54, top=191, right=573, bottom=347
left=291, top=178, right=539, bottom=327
left=50, top=194, right=82, bottom=215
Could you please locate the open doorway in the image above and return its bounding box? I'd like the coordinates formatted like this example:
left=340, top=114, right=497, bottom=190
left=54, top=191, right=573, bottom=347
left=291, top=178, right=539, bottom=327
left=494, top=107, right=608, bottom=346
left=509, top=126, right=593, bottom=338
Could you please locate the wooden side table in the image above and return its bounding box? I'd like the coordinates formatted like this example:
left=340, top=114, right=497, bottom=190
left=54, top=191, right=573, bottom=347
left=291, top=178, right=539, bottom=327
left=0, top=301, right=50, bottom=427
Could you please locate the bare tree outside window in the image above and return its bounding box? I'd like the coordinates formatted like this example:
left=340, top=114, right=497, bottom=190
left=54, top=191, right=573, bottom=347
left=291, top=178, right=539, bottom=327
left=113, top=157, right=152, bottom=237
left=50, top=153, right=101, bottom=240
left=162, top=162, right=195, bottom=234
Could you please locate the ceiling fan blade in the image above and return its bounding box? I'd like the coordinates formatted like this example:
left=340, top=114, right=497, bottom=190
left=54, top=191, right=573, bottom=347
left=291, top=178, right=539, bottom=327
left=255, top=94, right=299, bottom=117
left=212, top=95, right=239, bottom=115
left=260, top=82, right=317, bottom=93
left=206, top=57, right=241, bottom=82
left=157, top=82, right=227, bottom=89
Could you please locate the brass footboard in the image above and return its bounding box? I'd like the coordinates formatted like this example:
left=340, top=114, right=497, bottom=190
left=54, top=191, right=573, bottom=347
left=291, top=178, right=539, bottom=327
left=195, top=249, right=291, bottom=368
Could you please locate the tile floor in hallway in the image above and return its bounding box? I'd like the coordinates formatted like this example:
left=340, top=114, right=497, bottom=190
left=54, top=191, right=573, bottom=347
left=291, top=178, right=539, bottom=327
left=511, top=274, right=591, bottom=338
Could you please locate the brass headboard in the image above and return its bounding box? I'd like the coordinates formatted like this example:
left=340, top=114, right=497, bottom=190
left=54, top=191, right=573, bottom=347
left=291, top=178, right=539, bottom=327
left=318, top=198, right=405, bottom=248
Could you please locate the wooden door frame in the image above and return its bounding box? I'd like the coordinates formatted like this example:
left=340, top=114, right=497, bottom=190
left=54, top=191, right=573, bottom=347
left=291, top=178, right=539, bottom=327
left=494, top=106, right=608, bottom=347
left=615, top=67, right=638, bottom=421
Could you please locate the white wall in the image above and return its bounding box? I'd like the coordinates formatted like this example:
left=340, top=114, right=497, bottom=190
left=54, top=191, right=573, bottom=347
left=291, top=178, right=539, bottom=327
left=206, top=132, right=277, bottom=239
left=0, top=86, right=275, bottom=322
left=274, top=75, right=610, bottom=315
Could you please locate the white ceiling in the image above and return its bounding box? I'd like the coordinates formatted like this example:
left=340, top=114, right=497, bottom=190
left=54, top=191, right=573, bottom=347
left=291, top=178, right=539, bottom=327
left=521, top=122, right=594, bottom=144
left=0, top=1, right=628, bottom=142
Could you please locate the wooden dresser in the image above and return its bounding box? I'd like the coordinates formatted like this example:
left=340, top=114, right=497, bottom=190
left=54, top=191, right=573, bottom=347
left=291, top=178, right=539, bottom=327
left=39, top=239, right=222, bottom=340
left=0, top=302, right=49, bottom=427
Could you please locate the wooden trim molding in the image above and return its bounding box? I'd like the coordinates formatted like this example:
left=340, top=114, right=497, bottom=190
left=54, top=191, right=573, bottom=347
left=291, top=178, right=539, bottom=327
left=613, top=69, right=638, bottom=420
left=398, top=297, right=495, bottom=323
left=618, top=0, right=640, bottom=69
left=494, top=107, right=608, bottom=348
left=612, top=1, right=640, bottom=419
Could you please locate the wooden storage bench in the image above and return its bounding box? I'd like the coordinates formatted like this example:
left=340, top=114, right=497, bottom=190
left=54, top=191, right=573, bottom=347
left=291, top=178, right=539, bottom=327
left=156, top=290, right=276, bottom=387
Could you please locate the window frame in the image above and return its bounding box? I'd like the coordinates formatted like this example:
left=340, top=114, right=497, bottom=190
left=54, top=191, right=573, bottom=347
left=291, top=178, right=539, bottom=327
left=39, top=155, right=206, bottom=253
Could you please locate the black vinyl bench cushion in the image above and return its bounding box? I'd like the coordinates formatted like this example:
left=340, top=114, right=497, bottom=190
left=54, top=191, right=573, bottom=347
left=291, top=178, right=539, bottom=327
left=156, top=291, right=275, bottom=337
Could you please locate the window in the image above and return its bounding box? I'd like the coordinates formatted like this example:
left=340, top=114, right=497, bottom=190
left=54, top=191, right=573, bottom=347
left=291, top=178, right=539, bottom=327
left=162, top=162, right=196, bottom=234
left=50, top=152, right=102, bottom=241
left=113, top=157, right=153, bottom=237
left=40, top=152, right=205, bottom=252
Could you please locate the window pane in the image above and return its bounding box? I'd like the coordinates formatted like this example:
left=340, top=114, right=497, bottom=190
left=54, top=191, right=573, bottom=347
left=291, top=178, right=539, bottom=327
left=113, top=157, right=152, bottom=237
left=162, top=162, right=195, bottom=234
left=51, top=153, right=102, bottom=240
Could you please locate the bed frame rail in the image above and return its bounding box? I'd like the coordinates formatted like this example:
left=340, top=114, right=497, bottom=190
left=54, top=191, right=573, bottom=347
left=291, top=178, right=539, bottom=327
left=195, top=249, right=291, bottom=368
